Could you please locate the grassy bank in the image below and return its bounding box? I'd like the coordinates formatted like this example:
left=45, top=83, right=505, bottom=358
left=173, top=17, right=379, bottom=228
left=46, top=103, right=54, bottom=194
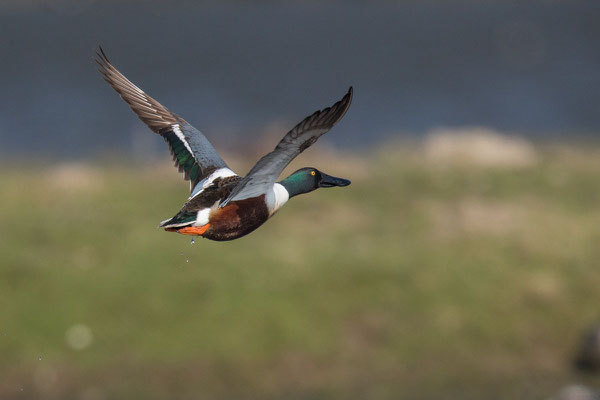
left=2, top=141, right=600, bottom=399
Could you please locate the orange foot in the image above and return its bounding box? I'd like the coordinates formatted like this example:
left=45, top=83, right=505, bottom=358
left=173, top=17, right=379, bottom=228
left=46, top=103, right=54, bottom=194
left=167, top=224, right=210, bottom=236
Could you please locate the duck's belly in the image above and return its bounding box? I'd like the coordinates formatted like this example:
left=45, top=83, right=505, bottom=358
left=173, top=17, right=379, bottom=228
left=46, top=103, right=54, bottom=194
left=203, top=196, right=270, bottom=241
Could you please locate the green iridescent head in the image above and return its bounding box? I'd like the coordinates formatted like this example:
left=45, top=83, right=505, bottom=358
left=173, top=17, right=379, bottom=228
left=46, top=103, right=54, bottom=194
left=279, top=167, right=351, bottom=198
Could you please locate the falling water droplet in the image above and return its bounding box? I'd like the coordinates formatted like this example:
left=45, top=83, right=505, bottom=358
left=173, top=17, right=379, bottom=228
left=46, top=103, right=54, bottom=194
left=186, top=259, right=190, bottom=263
left=190, top=237, right=195, bottom=244
left=38, top=356, right=42, bottom=361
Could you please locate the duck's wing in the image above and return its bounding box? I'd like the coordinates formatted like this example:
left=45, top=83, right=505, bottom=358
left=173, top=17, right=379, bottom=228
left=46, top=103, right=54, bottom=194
left=221, top=87, right=352, bottom=206
left=95, top=47, right=232, bottom=192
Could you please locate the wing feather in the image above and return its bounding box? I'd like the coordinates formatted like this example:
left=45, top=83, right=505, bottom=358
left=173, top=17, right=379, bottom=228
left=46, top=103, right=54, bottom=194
left=221, top=87, right=353, bottom=205
left=95, top=46, right=231, bottom=191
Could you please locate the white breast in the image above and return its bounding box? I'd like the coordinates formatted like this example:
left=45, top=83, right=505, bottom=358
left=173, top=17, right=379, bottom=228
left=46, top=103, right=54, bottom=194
left=267, top=183, right=290, bottom=216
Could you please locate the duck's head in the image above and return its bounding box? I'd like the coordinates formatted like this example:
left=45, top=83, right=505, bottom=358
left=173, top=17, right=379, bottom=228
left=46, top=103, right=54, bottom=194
left=279, top=167, right=350, bottom=197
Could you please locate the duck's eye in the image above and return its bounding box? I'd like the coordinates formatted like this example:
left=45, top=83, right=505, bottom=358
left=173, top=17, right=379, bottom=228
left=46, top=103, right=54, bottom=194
left=310, top=171, right=316, bottom=176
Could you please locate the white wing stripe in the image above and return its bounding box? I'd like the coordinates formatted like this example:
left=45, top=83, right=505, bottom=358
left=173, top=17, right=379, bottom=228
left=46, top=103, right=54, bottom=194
left=188, top=167, right=237, bottom=200
left=203, top=168, right=236, bottom=188
left=172, top=124, right=194, bottom=155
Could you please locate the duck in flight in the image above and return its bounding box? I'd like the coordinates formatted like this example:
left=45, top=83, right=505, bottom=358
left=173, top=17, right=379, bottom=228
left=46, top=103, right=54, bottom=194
left=96, top=48, right=353, bottom=241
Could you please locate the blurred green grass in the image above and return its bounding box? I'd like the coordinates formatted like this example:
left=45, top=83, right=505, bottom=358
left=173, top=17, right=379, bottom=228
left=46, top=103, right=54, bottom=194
left=2, top=143, right=600, bottom=399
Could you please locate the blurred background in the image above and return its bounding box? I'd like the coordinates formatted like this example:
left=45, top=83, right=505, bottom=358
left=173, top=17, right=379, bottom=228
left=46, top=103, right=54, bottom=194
left=2, top=0, right=600, bottom=399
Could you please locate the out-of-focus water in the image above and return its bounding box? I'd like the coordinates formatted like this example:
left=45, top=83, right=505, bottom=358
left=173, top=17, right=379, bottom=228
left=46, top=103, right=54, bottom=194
left=2, top=0, right=599, bottom=158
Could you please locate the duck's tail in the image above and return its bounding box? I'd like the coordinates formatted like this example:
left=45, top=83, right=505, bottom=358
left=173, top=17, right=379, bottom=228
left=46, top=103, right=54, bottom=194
left=158, top=212, right=196, bottom=228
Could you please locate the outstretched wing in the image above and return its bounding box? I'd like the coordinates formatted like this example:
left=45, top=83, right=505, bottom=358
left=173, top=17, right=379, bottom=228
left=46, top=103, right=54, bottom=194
left=95, top=47, right=232, bottom=192
left=221, top=87, right=353, bottom=206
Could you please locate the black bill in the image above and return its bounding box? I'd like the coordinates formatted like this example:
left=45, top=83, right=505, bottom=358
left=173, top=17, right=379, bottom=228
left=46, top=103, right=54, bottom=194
left=319, top=172, right=351, bottom=188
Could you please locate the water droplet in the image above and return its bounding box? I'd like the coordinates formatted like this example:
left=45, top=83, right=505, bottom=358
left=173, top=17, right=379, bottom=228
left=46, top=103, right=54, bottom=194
left=186, top=259, right=190, bottom=263
left=38, top=356, right=42, bottom=361
left=20, top=387, right=24, bottom=392
left=190, top=237, right=195, bottom=244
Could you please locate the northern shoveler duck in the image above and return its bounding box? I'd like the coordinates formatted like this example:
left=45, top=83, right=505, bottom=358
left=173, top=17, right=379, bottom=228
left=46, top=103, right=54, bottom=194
left=96, top=47, right=353, bottom=241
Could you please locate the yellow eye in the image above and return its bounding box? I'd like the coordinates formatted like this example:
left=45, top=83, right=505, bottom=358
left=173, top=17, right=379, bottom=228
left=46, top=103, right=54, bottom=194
left=310, top=171, right=316, bottom=176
